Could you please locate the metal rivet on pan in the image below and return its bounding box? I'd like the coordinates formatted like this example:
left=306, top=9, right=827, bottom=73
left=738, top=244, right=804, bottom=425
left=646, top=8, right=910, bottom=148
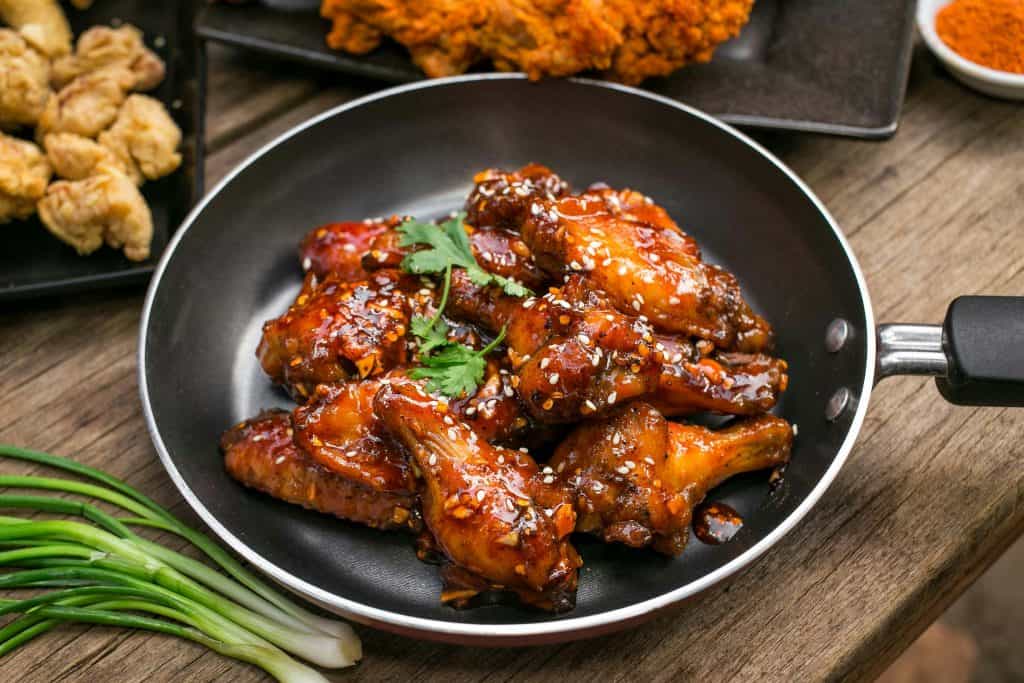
left=825, top=387, right=851, bottom=422
left=825, top=319, right=849, bottom=353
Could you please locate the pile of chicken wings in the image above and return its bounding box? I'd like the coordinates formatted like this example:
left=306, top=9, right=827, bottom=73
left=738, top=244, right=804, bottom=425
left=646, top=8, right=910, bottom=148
left=221, top=164, right=793, bottom=612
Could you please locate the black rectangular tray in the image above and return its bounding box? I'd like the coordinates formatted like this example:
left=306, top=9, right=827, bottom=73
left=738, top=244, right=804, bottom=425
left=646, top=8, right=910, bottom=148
left=196, top=0, right=916, bottom=139
left=0, top=0, right=203, bottom=302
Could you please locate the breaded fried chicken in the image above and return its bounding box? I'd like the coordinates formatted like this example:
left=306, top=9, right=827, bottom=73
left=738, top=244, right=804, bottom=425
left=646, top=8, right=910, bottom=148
left=0, top=132, right=51, bottom=223
left=0, top=29, right=51, bottom=131
left=320, top=0, right=754, bottom=84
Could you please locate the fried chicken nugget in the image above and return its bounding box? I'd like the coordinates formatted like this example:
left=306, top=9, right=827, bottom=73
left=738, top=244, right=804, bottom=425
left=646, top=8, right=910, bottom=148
left=98, top=94, right=182, bottom=183
left=36, top=67, right=134, bottom=141
left=0, top=29, right=51, bottom=130
left=43, top=132, right=128, bottom=181
left=0, top=0, right=73, bottom=57
left=37, top=165, right=153, bottom=261
left=0, top=132, right=51, bottom=224
left=52, top=25, right=166, bottom=91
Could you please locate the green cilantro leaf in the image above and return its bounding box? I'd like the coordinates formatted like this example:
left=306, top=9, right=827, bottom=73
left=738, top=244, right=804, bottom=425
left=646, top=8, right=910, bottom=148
left=397, top=213, right=534, bottom=298
left=409, top=314, right=450, bottom=357
left=408, top=325, right=508, bottom=398
left=410, top=345, right=486, bottom=398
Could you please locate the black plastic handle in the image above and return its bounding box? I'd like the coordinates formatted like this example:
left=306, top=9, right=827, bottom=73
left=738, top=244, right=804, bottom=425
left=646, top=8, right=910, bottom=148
left=935, top=296, right=1024, bottom=407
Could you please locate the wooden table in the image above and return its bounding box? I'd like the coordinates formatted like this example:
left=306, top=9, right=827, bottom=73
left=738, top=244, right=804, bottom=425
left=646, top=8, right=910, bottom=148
left=1, top=43, right=1023, bottom=682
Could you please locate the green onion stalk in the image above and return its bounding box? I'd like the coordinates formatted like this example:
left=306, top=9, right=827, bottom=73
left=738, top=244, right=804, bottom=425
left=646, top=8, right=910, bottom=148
left=0, top=444, right=362, bottom=681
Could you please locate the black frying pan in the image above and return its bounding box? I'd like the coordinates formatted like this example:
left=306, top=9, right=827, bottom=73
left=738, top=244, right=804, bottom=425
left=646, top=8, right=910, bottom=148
left=139, top=75, right=1024, bottom=645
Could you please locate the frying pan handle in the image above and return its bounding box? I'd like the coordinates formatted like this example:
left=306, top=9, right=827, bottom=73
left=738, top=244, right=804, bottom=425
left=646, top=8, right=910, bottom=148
left=877, top=296, right=1024, bottom=406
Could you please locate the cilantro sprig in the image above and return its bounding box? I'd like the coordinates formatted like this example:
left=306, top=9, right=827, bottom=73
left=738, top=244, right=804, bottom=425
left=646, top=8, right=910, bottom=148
left=397, top=213, right=524, bottom=398
left=397, top=213, right=532, bottom=298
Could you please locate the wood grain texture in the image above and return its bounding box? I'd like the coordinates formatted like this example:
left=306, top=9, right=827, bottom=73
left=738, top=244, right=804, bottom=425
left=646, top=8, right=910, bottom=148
left=1, top=43, right=1022, bottom=682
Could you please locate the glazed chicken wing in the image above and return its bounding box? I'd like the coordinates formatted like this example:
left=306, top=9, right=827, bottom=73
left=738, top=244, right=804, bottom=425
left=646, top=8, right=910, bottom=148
left=377, top=381, right=581, bottom=611
left=257, top=269, right=433, bottom=400
left=550, top=402, right=792, bottom=555
left=521, top=190, right=771, bottom=351
left=448, top=269, right=786, bottom=420
left=222, top=409, right=420, bottom=532
left=299, top=216, right=402, bottom=281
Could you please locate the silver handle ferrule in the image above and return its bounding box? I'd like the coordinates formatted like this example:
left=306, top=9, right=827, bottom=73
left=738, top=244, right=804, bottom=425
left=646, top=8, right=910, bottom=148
left=876, top=324, right=948, bottom=381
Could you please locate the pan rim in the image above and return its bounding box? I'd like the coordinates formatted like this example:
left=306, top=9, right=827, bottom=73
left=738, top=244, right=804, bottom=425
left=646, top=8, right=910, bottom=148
left=139, top=73, right=877, bottom=642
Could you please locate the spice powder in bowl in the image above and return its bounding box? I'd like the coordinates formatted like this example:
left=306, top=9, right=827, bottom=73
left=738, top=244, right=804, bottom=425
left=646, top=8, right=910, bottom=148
left=917, top=0, right=1024, bottom=99
left=936, top=0, right=1024, bottom=74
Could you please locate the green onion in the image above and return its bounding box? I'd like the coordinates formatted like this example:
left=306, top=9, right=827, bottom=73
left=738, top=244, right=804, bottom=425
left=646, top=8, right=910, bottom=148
left=0, top=444, right=361, bottom=681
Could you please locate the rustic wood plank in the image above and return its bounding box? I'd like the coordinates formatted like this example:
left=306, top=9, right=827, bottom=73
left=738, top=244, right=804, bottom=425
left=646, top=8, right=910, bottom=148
left=0, top=42, right=1022, bottom=682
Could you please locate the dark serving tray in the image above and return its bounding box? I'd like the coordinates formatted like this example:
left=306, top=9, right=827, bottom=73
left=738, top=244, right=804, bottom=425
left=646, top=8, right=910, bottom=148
left=0, top=0, right=202, bottom=302
left=196, top=0, right=916, bottom=139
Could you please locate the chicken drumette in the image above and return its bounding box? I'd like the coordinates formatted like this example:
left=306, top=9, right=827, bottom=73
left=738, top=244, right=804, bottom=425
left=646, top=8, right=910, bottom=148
left=376, top=381, right=580, bottom=611
left=550, top=401, right=792, bottom=555
left=521, top=188, right=772, bottom=351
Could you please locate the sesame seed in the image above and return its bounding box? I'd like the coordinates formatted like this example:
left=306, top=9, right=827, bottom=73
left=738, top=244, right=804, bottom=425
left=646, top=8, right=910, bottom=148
left=465, top=406, right=477, bottom=416
left=602, top=258, right=612, bottom=266
left=792, top=424, right=799, bottom=436
left=346, top=450, right=357, bottom=458
left=618, top=266, right=627, bottom=276
left=543, top=475, right=555, bottom=484
left=504, top=386, right=514, bottom=397
left=612, top=433, right=621, bottom=445
left=616, top=466, right=629, bottom=475
left=301, top=257, right=311, bottom=271
left=523, top=298, right=536, bottom=309
left=497, top=454, right=505, bottom=465
left=625, top=460, right=636, bottom=470
left=578, top=334, right=591, bottom=345
left=650, top=253, right=660, bottom=262
left=636, top=294, right=645, bottom=304
left=549, top=373, right=560, bottom=385
left=632, top=300, right=641, bottom=311
left=669, top=296, right=680, bottom=305
left=274, top=455, right=285, bottom=465
left=584, top=399, right=597, bottom=411
left=570, top=260, right=582, bottom=270
left=447, top=428, right=458, bottom=440
left=443, top=416, right=454, bottom=425
left=428, top=454, right=437, bottom=466
left=540, top=358, right=550, bottom=369
left=644, top=457, right=656, bottom=465
left=607, top=391, right=617, bottom=404
left=477, top=489, right=486, bottom=502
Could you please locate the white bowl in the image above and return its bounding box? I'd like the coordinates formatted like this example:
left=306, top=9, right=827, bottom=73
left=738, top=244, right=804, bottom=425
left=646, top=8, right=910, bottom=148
left=917, top=0, right=1024, bottom=99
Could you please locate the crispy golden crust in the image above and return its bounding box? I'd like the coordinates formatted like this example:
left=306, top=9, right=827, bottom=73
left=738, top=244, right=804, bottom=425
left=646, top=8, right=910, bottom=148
left=0, top=0, right=73, bottom=57
left=0, top=29, right=52, bottom=131
left=52, top=25, right=165, bottom=91
left=0, top=132, right=51, bottom=223
left=37, top=166, right=152, bottom=260
left=44, top=132, right=126, bottom=181
left=319, top=0, right=754, bottom=83
left=98, top=94, right=182, bottom=183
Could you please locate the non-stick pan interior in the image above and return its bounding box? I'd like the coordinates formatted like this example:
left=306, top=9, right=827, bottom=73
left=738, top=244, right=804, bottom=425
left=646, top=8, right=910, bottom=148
left=142, top=76, right=871, bottom=633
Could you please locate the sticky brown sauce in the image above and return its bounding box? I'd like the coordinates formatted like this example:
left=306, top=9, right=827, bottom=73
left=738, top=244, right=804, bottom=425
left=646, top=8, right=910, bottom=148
left=693, top=501, right=743, bottom=545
